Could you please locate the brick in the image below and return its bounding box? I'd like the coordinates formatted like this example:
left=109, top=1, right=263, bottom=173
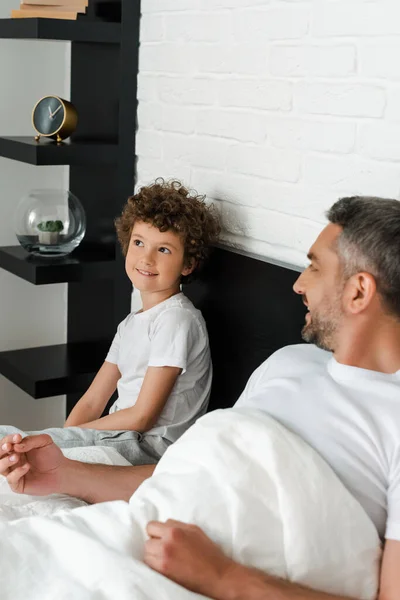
left=190, top=169, right=264, bottom=208
left=137, top=157, right=192, bottom=186
left=162, top=134, right=230, bottom=170
left=304, top=155, right=400, bottom=197
left=140, top=15, right=164, bottom=42
left=359, top=122, right=400, bottom=161
left=386, top=88, right=400, bottom=121
left=135, top=130, right=163, bottom=160
left=219, top=79, right=292, bottom=111
left=139, top=44, right=193, bottom=74
left=162, top=105, right=196, bottom=134
left=218, top=202, right=322, bottom=256
left=269, top=45, right=356, bottom=78
left=158, top=76, right=217, bottom=105
left=233, top=7, right=309, bottom=42
left=164, top=13, right=230, bottom=43
left=227, top=144, right=301, bottom=183
left=312, top=2, right=400, bottom=37
left=294, top=83, right=386, bottom=118
left=141, top=0, right=202, bottom=13
left=360, top=42, right=400, bottom=80
left=137, top=102, right=163, bottom=131
left=265, top=117, right=356, bottom=154
left=200, top=0, right=271, bottom=7
left=196, top=109, right=266, bottom=143
left=137, top=74, right=158, bottom=102
left=194, top=44, right=268, bottom=76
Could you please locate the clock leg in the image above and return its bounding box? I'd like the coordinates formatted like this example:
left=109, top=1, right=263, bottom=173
left=34, top=135, right=41, bottom=142
left=56, top=134, right=62, bottom=144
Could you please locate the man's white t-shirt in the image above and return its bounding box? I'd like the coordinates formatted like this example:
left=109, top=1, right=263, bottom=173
left=106, top=292, right=212, bottom=443
left=235, top=344, right=400, bottom=541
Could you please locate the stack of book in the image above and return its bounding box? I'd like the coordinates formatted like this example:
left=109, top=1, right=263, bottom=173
left=11, top=0, right=88, bottom=20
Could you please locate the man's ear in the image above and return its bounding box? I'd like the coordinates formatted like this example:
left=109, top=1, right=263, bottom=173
left=181, top=259, right=197, bottom=277
left=344, top=272, right=377, bottom=315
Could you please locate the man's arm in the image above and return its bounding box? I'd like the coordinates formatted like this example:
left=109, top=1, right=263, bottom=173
left=144, top=520, right=360, bottom=600
left=59, top=460, right=156, bottom=503
left=0, top=433, right=155, bottom=503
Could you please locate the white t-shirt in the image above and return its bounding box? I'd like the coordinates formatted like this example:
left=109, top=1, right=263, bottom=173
left=106, top=292, right=212, bottom=443
left=235, top=343, right=400, bottom=541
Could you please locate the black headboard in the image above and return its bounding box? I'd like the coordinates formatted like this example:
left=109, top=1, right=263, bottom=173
left=183, top=247, right=306, bottom=412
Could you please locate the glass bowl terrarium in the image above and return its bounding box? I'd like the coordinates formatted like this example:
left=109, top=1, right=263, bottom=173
left=15, top=189, right=86, bottom=258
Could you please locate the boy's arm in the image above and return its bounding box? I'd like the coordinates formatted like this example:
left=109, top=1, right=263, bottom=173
left=79, top=365, right=182, bottom=432
left=64, top=361, right=121, bottom=427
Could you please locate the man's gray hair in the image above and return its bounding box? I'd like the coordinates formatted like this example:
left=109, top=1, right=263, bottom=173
left=327, top=196, right=400, bottom=319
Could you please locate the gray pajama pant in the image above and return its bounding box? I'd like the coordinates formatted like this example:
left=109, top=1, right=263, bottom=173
left=0, top=425, right=170, bottom=466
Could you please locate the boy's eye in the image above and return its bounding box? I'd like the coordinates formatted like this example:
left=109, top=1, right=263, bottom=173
left=159, top=247, right=171, bottom=254
left=133, top=239, right=144, bottom=247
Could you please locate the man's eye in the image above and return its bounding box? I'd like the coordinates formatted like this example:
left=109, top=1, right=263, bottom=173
left=133, top=239, right=143, bottom=247
left=159, top=247, right=171, bottom=254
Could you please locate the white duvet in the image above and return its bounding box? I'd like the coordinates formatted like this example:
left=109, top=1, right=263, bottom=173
left=0, top=408, right=381, bottom=600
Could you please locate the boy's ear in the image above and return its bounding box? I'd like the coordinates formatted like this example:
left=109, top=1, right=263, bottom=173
left=181, top=259, right=197, bottom=277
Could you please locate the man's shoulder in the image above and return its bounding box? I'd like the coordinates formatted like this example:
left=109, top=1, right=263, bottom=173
left=271, top=343, right=330, bottom=362
left=260, top=343, right=331, bottom=374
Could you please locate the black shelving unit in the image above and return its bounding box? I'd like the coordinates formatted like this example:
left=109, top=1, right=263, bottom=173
left=0, top=1, right=139, bottom=415
left=0, top=137, right=118, bottom=166
left=0, top=18, right=121, bottom=43
left=0, top=341, right=111, bottom=399
left=0, top=245, right=115, bottom=285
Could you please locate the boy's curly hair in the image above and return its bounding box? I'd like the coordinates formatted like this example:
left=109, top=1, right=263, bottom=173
left=115, top=179, right=221, bottom=282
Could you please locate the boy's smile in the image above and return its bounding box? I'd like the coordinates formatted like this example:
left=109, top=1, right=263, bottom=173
left=136, top=268, right=157, bottom=277
left=125, top=221, right=194, bottom=310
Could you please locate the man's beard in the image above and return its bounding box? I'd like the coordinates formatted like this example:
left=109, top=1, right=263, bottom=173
left=301, top=303, right=341, bottom=352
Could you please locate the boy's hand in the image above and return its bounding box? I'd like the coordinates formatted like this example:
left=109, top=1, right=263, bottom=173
left=0, top=433, right=66, bottom=496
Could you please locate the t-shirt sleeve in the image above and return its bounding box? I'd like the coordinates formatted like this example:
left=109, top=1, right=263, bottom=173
left=148, top=308, right=201, bottom=372
left=385, top=453, right=400, bottom=540
left=105, top=318, right=126, bottom=365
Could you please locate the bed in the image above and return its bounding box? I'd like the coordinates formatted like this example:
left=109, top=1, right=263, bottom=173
left=0, top=247, right=381, bottom=600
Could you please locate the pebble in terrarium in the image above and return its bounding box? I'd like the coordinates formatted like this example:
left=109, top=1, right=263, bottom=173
left=15, top=189, right=86, bottom=257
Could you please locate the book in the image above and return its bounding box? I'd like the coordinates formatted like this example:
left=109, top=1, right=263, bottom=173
left=11, top=9, right=78, bottom=19
left=20, top=4, right=87, bottom=13
left=21, top=0, right=88, bottom=5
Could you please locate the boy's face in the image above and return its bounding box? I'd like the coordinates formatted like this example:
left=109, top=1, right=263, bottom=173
left=125, top=221, right=194, bottom=299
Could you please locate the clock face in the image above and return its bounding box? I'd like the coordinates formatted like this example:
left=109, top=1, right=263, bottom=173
left=33, top=96, right=65, bottom=136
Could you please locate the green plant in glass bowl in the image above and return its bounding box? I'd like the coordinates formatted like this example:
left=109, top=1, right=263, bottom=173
left=37, top=220, right=64, bottom=245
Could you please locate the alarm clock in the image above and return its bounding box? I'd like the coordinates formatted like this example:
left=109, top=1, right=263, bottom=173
left=32, top=95, right=78, bottom=143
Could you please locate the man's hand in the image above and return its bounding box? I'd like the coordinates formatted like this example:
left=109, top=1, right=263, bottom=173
left=144, top=519, right=235, bottom=599
left=0, top=433, right=66, bottom=496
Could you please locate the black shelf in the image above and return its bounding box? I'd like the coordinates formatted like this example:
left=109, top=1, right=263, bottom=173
left=0, top=341, right=110, bottom=399
left=0, top=245, right=116, bottom=285
left=0, top=18, right=120, bottom=44
left=0, top=3, right=139, bottom=415
left=0, top=136, right=118, bottom=166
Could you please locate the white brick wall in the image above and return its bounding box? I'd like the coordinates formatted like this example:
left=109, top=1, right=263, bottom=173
left=137, top=0, right=400, bottom=267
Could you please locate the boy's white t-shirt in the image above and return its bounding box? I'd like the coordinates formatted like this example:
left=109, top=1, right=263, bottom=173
left=235, top=343, right=400, bottom=541
left=106, top=292, right=212, bottom=443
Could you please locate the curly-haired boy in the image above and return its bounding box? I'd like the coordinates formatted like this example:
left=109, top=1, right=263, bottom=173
left=0, top=179, right=220, bottom=465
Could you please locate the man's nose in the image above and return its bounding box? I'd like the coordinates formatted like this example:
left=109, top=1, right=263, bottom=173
left=293, top=271, right=305, bottom=295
